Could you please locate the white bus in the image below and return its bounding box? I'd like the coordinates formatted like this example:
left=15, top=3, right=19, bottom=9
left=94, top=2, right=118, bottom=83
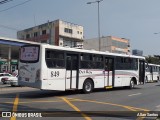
left=19, top=44, right=145, bottom=93
left=145, top=63, right=160, bottom=82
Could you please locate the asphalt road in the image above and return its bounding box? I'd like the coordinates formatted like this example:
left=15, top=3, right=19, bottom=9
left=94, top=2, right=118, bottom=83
left=0, top=81, right=160, bottom=120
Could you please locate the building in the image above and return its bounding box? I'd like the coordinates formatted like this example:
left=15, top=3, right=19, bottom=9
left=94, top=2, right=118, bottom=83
left=132, top=49, right=143, bottom=56
left=17, top=19, right=84, bottom=48
left=84, top=36, right=130, bottom=54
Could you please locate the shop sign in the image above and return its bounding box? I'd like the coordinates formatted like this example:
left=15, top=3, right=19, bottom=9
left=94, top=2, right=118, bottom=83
left=11, top=60, right=18, bottom=65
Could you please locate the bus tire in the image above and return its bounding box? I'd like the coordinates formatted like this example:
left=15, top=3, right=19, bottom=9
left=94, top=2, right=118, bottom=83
left=83, top=79, right=94, bottom=94
left=129, top=79, right=135, bottom=89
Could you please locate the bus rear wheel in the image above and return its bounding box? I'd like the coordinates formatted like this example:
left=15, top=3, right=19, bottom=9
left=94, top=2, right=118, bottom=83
left=83, top=79, right=93, bottom=94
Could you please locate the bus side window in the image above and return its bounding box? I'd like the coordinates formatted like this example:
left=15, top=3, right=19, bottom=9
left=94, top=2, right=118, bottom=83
left=45, top=50, right=65, bottom=68
left=46, top=60, right=53, bottom=67
left=105, top=59, right=113, bottom=71
left=105, top=60, right=108, bottom=71
left=108, top=59, right=113, bottom=71
left=66, top=56, right=71, bottom=70
left=80, top=54, right=92, bottom=69
left=93, top=55, right=103, bottom=69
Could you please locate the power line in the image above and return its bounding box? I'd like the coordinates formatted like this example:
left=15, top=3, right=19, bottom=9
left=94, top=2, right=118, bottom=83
left=0, top=0, right=32, bottom=13
left=0, top=24, right=20, bottom=31
left=0, top=0, right=13, bottom=5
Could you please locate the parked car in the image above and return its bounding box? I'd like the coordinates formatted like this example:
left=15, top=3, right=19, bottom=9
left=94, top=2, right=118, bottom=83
left=1, top=77, right=11, bottom=84
left=0, top=73, right=12, bottom=84
left=10, top=75, right=19, bottom=87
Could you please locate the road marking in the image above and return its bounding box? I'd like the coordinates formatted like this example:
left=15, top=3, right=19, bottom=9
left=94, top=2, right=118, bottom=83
left=66, top=97, right=149, bottom=111
left=11, top=100, right=63, bottom=104
left=128, top=93, right=142, bottom=97
left=67, top=97, right=150, bottom=120
left=60, top=97, right=92, bottom=120
left=123, top=106, right=137, bottom=111
left=2, top=99, right=78, bottom=104
left=10, top=94, right=19, bottom=120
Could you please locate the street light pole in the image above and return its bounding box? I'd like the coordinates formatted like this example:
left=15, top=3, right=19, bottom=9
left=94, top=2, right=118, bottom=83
left=87, top=0, right=103, bottom=51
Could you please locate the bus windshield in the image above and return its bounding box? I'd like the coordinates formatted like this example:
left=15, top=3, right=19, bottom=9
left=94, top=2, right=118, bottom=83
left=20, top=45, right=39, bottom=63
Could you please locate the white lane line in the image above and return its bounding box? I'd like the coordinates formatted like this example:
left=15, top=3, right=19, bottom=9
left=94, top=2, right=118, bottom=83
left=128, top=93, right=142, bottom=97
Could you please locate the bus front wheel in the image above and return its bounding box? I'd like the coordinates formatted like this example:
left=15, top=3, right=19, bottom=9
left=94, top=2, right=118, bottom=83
left=83, top=79, right=94, bottom=94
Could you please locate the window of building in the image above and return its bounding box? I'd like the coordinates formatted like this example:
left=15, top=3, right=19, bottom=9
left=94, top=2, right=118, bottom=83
left=22, top=35, right=25, bottom=39
left=64, top=28, right=67, bottom=33
left=64, top=28, right=73, bottom=34
left=112, top=40, right=128, bottom=49
left=42, top=30, right=46, bottom=35
left=63, top=40, right=71, bottom=47
left=34, top=32, right=38, bottom=37
left=26, top=34, right=30, bottom=39
left=69, top=29, right=72, bottom=34
left=41, top=40, right=47, bottom=43
left=63, top=39, right=77, bottom=47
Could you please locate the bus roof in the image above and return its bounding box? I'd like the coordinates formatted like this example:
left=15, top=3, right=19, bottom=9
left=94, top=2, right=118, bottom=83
left=147, top=63, right=160, bottom=66
left=35, top=44, right=145, bottom=60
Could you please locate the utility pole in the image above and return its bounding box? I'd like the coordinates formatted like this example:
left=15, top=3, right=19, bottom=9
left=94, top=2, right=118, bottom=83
left=87, top=0, right=103, bottom=51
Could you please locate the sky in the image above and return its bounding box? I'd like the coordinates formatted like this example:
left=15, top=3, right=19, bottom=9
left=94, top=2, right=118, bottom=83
left=0, top=0, right=160, bottom=56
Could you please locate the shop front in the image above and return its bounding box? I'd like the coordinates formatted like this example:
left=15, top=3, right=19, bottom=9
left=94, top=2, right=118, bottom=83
left=0, top=59, right=18, bottom=73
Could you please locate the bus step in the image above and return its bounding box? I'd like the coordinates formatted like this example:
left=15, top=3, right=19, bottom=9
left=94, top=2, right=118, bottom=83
left=105, top=86, right=113, bottom=89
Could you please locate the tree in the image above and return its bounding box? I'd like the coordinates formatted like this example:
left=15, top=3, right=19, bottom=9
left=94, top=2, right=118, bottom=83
left=146, top=55, right=160, bottom=64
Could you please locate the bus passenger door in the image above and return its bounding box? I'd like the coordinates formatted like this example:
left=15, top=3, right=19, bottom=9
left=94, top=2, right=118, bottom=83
left=150, top=66, right=153, bottom=81
left=104, top=57, right=114, bottom=88
left=66, top=54, right=79, bottom=90
left=139, top=60, right=145, bottom=84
